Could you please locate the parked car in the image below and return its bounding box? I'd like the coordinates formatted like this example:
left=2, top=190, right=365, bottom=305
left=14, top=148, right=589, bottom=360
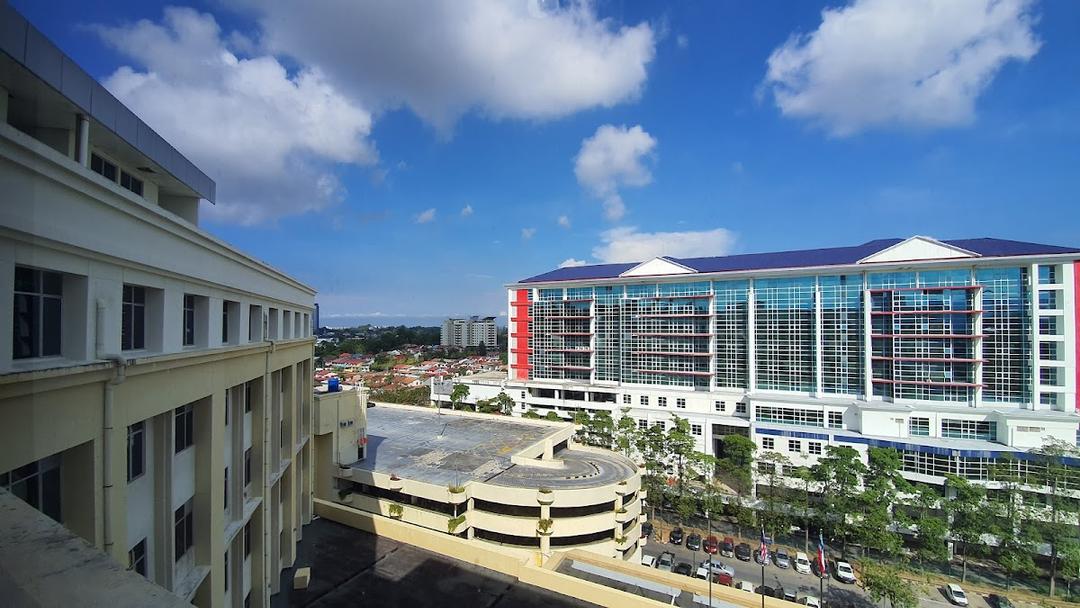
left=757, top=586, right=776, bottom=597
left=784, top=589, right=798, bottom=602
left=720, top=537, right=735, bottom=557
left=686, top=533, right=702, bottom=551
left=812, top=557, right=828, bottom=579
left=669, top=527, right=684, bottom=546
left=988, top=595, right=1015, bottom=608
left=656, top=551, right=675, bottom=572
left=945, top=584, right=969, bottom=606
left=641, top=553, right=656, bottom=568
left=697, top=559, right=735, bottom=579
left=641, top=521, right=653, bottom=538
left=794, top=551, right=812, bottom=574
left=774, top=548, right=791, bottom=569
left=834, top=561, right=856, bottom=584
left=674, top=562, right=694, bottom=576
left=754, top=546, right=771, bottom=565
left=799, top=596, right=821, bottom=608
left=714, top=572, right=734, bottom=587
left=703, top=535, right=719, bottom=554
left=735, top=542, right=752, bottom=561
left=736, top=581, right=755, bottom=592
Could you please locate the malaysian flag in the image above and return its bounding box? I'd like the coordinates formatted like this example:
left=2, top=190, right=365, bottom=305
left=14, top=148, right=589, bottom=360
left=817, top=530, right=827, bottom=576
left=759, top=528, right=769, bottom=563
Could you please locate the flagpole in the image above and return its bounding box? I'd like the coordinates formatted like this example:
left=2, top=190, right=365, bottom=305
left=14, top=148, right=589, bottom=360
left=760, top=527, right=766, bottom=608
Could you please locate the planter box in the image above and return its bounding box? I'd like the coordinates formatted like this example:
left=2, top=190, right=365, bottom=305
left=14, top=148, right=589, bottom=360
left=536, top=490, right=554, bottom=505
left=448, top=491, right=468, bottom=505
left=615, top=510, right=632, bottom=523
left=337, top=466, right=353, bottom=478
left=388, top=477, right=404, bottom=491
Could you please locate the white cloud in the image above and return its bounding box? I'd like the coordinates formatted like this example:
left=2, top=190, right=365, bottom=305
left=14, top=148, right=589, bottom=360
left=94, top=7, right=376, bottom=225
left=241, top=0, right=656, bottom=133
left=461, top=204, right=474, bottom=217
left=521, top=227, right=537, bottom=240
left=574, top=124, right=657, bottom=221
left=559, top=258, right=587, bottom=268
left=591, top=226, right=736, bottom=263
left=415, top=208, right=437, bottom=224
left=762, top=0, right=1040, bottom=136
left=557, top=215, right=572, bottom=228
left=676, top=34, right=689, bottom=49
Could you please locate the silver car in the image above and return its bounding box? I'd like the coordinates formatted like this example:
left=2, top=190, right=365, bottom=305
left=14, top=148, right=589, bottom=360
left=656, top=551, right=675, bottom=572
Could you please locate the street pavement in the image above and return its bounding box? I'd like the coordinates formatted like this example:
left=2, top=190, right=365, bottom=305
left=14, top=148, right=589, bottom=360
left=641, top=535, right=993, bottom=608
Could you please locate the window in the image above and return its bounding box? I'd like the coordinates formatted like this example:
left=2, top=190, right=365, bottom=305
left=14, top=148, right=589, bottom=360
left=174, top=500, right=194, bottom=561
left=1038, top=265, right=1058, bottom=285
left=637, top=419, right=648, bottom=431
left=755, top=405, right=824, bottom=427
left=1039, top=291, right=1060, bottom=310
left=691, top=423, right=702, bottom=436
left=714, top=401, right=724, bottom=412
left=245, top=382, right=253, bottom=413
left=244, top=522, right=252, bottom=557
left=224, top=467, right=229, bottom=511
left=175, top=404, right=194, bottom=453
left=1040, top=316, right=1059, bottom=336
left=183, top=294, right=196, bottom=346
left=1040, top=342, right=1060, bottom=361
left=735, top=403, right=747, bottom=415
left=827, top=411, right=843, bottom=429
left=652, top=421, right=664, bottom=430
left=941, top=419, right=996, bottom=442
left=129, top=539, right=147, bottom=577
left=623, top=394, right=631, bottom=405
left=90, top=153, right=117, bottom=181
left=909, top=417, right=930, bottom=437
left=222, top=302, right=230, bottom=343
left=13, top=266, right=63, bottom=359
left=1041, top=392, right=1060, bottom=407
left=808, top=442, right=822, bottom=455
left=1, top=455, right=62, bottom=522
left=658, top=397, right=667, bottom=407
left=119, top=170, right=143, bottom=196
left=640, top=395, right=649, bottom=406
left=1040, top=367, right=1061, bottom=387
left=676, top=398, right=686, bottom=409
left=788, top=440, right=802, bottom=453
left=127, top=421, right=145, bottom=482
left=761, top=437, right=775, bottom=450
left=121, top=285, right=145, bottom=350
left=244, top=448, right=252, bottom=486
left=224, top=550, right=229, bottom=592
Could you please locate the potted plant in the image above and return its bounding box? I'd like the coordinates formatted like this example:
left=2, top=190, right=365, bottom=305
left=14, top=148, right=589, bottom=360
left=337, top=488, right=352, bottom=504
left=447, top=515, right=466, bottom=534
left=536, top=518, right=553, bottom=536
left=388, top=503, right=403, bottom=518
left=448, top=483, right=467, bottom=504
left=388, top=473, right=403, bottom=491
left=537, top=487, right=554, bottom=505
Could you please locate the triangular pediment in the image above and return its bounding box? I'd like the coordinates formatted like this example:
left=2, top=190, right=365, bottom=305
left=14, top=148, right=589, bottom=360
left=619, top=256, right=697, bottom=277
left=858, top=236, right=979, bottom=264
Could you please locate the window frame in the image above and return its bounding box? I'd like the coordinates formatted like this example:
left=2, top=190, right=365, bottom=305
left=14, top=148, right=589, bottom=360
left=183, top=294, right=196, bottom=346
left=174, top=404, right=195, bottom=453
left=128, top=538, right=147, bottom=577
left=174, top=499, right=194, bottom=562
left=127, top=421, right=145, bottom=482
left=121, top=284, right=146, bottom=351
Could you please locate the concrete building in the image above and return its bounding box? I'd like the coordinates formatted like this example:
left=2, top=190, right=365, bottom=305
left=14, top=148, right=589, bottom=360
left=441, top=236, right=1080, bottom=495
left=315, top=397, right=644, bottom=563
left=0, top=5, right=316, bottom=606
left=442, top=316, right=498, bottom=348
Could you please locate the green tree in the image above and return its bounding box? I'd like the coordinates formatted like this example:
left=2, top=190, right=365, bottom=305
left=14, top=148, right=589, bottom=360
left=989, top=455, right=1036, bottom=590
left=715, top=434, right=755, bottom=538
left=448, top=383, right=469, bottom=412
left=612, top=408, right=640, bottom=458
left=635, top=423, right=671, bottom=519
left=791, top=466, right=816, bottom=552
left=945, top=474, right=987, bottom=583
left=855, top=448, right=909, bottom=558
left=544, top=411, right=561, bottom=421
left=910, top=485, right=949, bottom=569
left=862, top=562, right=919, bottom=608
left=812, top=445, right=866, bottom=554
left=1031, top=439, right=1080, bottom=597
left=998, top=521, right=1040, bottom=591
left=586, top=410, right=615, bottom=447
left=1059, top=541, right=1080, bottom=599
left=522, top=409, right=541, bottom=419
left=667, top=416, right=698, bottom=498
left=493, top=391, right=515, bottom=416
left=757, top=451, right=793, bottom=541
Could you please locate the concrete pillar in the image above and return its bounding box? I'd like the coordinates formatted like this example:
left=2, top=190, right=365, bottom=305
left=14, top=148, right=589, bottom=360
left=194, top=393, right=225, bottom=607
left=76, top=113, right=90, bottom=166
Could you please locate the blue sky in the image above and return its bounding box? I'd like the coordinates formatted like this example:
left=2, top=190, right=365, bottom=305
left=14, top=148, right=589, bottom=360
left=15, top=0, right=1080, bottom=326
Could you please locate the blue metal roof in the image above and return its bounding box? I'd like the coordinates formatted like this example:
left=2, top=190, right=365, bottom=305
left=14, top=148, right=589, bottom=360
left=519, top=237, right=1080, bottom=283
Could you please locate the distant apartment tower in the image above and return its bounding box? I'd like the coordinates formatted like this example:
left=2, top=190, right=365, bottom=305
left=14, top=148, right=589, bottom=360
left=0, top=6, right=316, bottom=607
left=441, top=316, right=498, bottom=348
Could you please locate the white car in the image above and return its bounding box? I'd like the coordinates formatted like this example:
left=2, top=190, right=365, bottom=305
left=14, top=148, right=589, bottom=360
left=656, top=551, right=675, bottom=572
left=736, top=581, right=756, bottom=592
left=641, top=554, right=656, bottom=568
left=696, top=560, right=735, bottom=579
left=835, top=561, right=856, bottom=584
left=800, top=596, right=821, bottom=608
left=945, top=584, right=969, bottom=606
left=794, top=552, right=812, bottom=575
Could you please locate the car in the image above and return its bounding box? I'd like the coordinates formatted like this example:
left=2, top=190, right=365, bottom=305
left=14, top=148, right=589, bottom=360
left=669, top=527, right=684, bottom=545
left=784, top=589, right=798, bottom=602
left=794, top=551, right=812, bottom=574
left=641, top=554, right=656, bottom=568
left=714, top=572, right=734, bottom=587
left=656, top=551, right=675, bottom=572
left=945, top=584, right=969, bottom=606
left=754, top=546, right=771, bottom=565
left=641, top=521, right=653, bottom=538
left=736, top=581, right=756, bottom=592
left=674, top=562, right=694, bottom=576
left=686, top=533, right=702, bottom=551
left=757, top=586, right=776, bottom=597
left=988, top=595, right=1015, bottom=608
left=697, top=559, right=735, bottom=579
left=800, top=596, right=821, bottom=608
left=735, top=542, right=752, bottom=561
left=812, top=557, right=828, bottom=579
left=834, top=561, right=856, bottom=584
left=774, top=548, right=791, bottom=569
left=703, top=535, right=719, bottom=554
left=720, top=537, right=735, bottom=557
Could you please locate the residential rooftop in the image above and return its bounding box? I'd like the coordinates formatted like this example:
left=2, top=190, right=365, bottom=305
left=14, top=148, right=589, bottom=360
left=351, top=405, right=637, bottom=489
left=518, top=236, right=1080, bottom=284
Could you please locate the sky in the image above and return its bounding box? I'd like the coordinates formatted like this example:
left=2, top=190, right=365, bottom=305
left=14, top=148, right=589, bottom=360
left=15, top=0, right=1080, bottom=326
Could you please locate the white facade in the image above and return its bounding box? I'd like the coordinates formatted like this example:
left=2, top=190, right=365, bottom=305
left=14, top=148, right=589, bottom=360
left=441, top=316, right=498, bottom=348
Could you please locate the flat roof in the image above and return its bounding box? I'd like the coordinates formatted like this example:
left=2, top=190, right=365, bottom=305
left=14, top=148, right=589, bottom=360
left=353, top=406, right=637, bottom=489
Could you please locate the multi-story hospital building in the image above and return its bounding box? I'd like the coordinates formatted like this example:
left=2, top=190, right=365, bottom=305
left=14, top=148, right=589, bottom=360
left=438, top=236, right=1080, bottom=491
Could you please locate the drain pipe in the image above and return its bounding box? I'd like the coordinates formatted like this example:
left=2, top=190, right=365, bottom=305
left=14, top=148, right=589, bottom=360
left=263, top=338, right=276, bottom=599
left=97, top=299, right=127, bottom=556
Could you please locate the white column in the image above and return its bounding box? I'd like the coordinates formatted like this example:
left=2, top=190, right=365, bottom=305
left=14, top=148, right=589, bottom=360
left=746, top=280, right=756, bottom=391
left=76, top=114, right=90, bottom=166
left=862, top=274, right=873, bottom=400
left=814, top=278, right=823, bottom=396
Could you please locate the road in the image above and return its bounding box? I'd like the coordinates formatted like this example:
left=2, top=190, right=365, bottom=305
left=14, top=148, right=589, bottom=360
left=641, top=537, right=993, bottom=608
